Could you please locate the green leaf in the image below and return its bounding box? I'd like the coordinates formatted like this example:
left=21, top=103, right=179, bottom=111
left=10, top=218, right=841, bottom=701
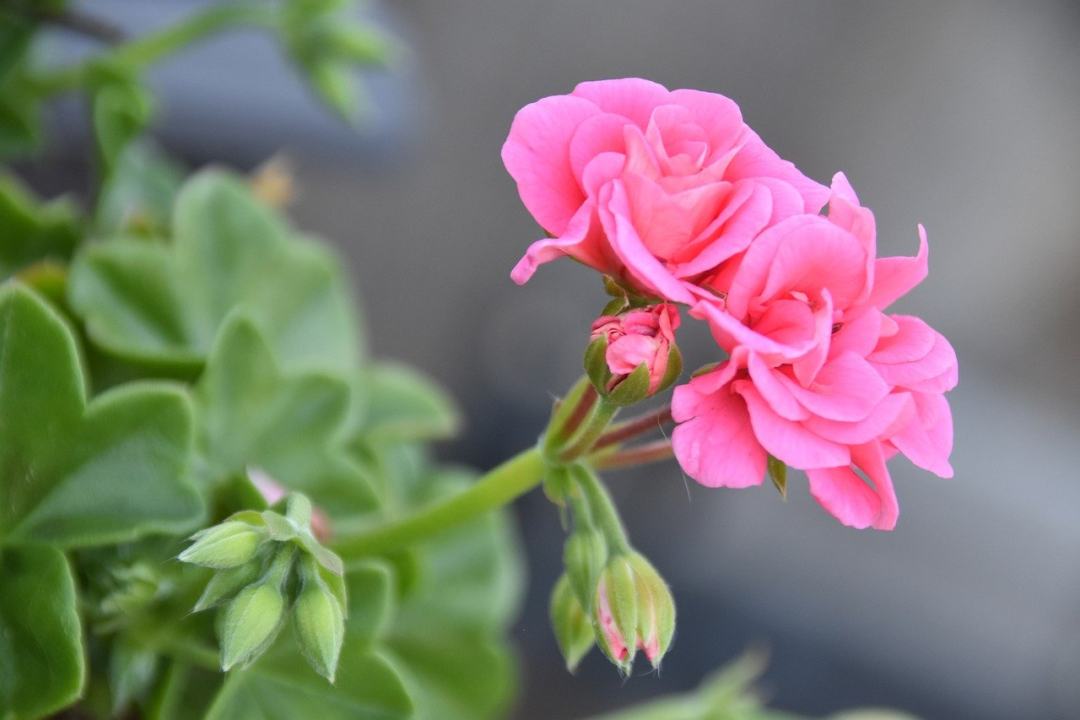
left=93, top=75, right=155, bottom=174
left=94, top=141, right=184, bottom=237
left=0, top=284, right=203, bottom=547
left=306, top=59, right=360, bottom=124
left=0, top=67, right=41, bottom=158
left=357, top=363, right=460, bottom=443
left=68, top=169, right=363, bottom=374
left=204, top=648, right=411, bottom=720
left=194, top=314, right=379, bottom=516
left=0, top=545, right=84, bottom=719
left=383, top=466, right=523, bottom=720
left=0, top=172, right=81, bottom=279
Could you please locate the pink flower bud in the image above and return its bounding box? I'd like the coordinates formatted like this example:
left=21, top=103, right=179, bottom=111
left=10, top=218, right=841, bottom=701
left=248, top=467, right=332, bottom=541
left=590, top=304, right=681, bottom=396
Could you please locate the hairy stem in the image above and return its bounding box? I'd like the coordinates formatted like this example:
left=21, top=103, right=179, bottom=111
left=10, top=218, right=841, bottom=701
left=592, top=405, right=673, bottom=451
left=591, top=440, right=674, bottom=470
left=334, top=447, right=545, bottom=560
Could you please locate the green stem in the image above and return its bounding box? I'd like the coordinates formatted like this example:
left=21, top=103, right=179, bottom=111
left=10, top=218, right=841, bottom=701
left=156, top=636, right=221, bottom=672
left=334, top=447, right=545, bottom=559
left=591, top=440, right=674, bottom=471
left=29, top=3, right=278, bottom=95
left=559, top=399, right=618, bottom=462
left=573, top=465, right=630, bottom=554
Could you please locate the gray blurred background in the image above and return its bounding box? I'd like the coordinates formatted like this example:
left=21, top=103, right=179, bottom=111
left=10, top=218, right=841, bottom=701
left=34, top=1, right=1080, bottom=718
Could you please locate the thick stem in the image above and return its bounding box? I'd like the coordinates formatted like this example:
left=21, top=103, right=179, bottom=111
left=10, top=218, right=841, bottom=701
left=544, top=380, right=598, bottom=455
left=334, top=447, right=545, bottom=560
left=592, top=405, right=673, bottom=452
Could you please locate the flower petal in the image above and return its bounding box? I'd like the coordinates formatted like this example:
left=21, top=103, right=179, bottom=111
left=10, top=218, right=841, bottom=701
left=502, top=94, right=598, bottom=234
left=736, top=381, right=850, bottom=469
left=868, top=224, right=929, bottom=310
left=672, top=384, right=766, bottom=488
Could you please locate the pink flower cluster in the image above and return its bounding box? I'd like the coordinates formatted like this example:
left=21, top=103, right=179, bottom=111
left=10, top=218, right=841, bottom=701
left=504, top=78, right=956, bottom=530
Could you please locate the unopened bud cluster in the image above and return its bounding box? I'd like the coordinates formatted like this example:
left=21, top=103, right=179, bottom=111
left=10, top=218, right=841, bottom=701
left=179, top=493, right=347, bottom=681
left=549, top=466, right=676, bottom=674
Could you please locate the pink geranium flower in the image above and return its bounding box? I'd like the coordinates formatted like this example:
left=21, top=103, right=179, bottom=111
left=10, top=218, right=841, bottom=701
left=671, top=178, right=956, bottom=530
left=503, top=78, right=828, bottom=303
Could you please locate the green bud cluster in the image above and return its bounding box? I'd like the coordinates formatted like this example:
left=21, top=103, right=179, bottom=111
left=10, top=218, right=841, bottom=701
left=180, top=493, right=347, bottom=681
left=549, top=465, right=676, bottom=675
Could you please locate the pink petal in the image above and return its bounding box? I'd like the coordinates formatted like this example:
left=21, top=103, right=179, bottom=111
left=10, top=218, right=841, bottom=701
left=736, top=381, right=850, bottom=469
left=571, top=78, right=671, bottom=127
left=726, top=128, right=830, bottom=211
left=806, top=442, right=898, bottom=530
left=666, top=88, right=745, bottom=163
left=747, top=352, right=809, bottom=421
left=870, top=317, right=958, bottom=393
left=599, top=181, right=696, bottom=303
left=779, top=351, right=891, bottom=422
left=569, top=113, right=630, bottom=185
left=501, top=94, right=598, bottom=234
left=607, top=334, right=660, bottom=375
left=694, top=299, right=816, bottom=360
left=510, top=202, right=610, bottom=285
left=671, top=385, right=766, bottom=488
left=790, top=289, right=834, bottom=386
left=829, top=308, right=885, bottom=360
left=868, top=225, right=929, bottom=310
left=759, top=217, right=869, bottom=311
left=803, top=392, right=915, bottom=445
left=669, top=181, right=772, bottom=277
left=890, top=392, right=954, bottom=478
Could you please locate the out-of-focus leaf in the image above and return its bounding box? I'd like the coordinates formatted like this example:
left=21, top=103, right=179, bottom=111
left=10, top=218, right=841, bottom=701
left=0, top=284, right=203, bottom=547
left=69, top=170, right=363, bottom=374
left=0, top=172, right=81, bottom=278
left=194, top=314, right=378, bottom=516
left=356, top=363, right=460, bottom=444
left=380, top=462, right=524, bottom=720
left=93, top=75, right=155, bottom=174
left=94, top=141, right=184, bottom=237
left=0, top=545, right=84, bottom=719
left=109, top=638, right=158, bottom=714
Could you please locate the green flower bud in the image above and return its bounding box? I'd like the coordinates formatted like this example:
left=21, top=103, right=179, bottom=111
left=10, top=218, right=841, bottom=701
left=219, top=548, right=293, bottom=671
left=627, top=552, right=676, bottom=668
left=180, top=521, right=266, bottom=569
left=549, top=574, right=594, bottom=672
left=194, top=560, right=263, bottom=612
left=592, top=555, right=638, bottom=675
left=220, top=580, right=287, bottom=671
left=293, top=564, right=346, bottom=682
left=563, top=528, right=608, bottom=612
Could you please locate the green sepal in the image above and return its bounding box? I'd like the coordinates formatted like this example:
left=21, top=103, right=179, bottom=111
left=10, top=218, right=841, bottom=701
left=607, top=362, right=652, bottom=406
left=584, top=334, right=612, bottom=392
left=767, top=455, right=788, bottom=499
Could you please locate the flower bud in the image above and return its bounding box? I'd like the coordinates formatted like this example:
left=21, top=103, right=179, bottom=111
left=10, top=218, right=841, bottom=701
left=627, top=552, right=676, bottom=668
left=592, top=555, right=638, bottom=674
left=587, top=304, right=681, bottom=405
left=220, top=578, right=287, bottom=671
left=194, top=560, right=263, bottom=612
left=180, top=520, right=266, bottom=569
left=563, top=528, right=608, bottom=611
left=293, top=563, right=346, bottom=682
left=549, top=574, right=594, bottom=672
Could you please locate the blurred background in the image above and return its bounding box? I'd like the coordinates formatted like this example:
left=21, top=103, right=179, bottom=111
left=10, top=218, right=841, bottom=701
left=27, top=1, right=1080, bottom=718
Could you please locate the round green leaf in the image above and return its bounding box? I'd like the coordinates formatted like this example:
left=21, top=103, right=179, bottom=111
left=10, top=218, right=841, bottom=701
left=68, top=170, right=363, bottom=374
left=0, top=545, right=84, bottom=719
left=0, top=284, right=203, bottom=547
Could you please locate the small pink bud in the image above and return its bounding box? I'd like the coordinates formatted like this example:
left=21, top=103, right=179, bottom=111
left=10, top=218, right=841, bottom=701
left=249, top=467, right=332, bottom=541
left=590, top=304, right=681, bottom=397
